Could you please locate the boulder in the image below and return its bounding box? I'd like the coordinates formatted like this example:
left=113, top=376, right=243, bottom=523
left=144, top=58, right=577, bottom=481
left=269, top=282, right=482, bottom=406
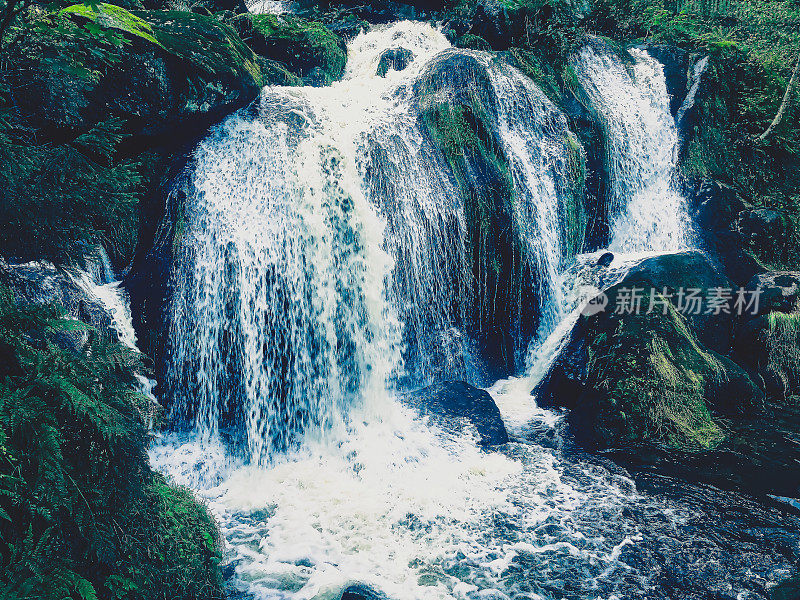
left=403, top=381, right=509, bottom=446
left=13, top=10, right=266, bottom=150
left=414, top=51, right=586, bottom=377
left=618, top=251, right=738, bottom=353
left=536, top=252, right=764, bottom=452
left=0, top=259, right=116, bottom=350
left=341, top=584, right=389, bottom=600
left=734, top=272, right=800, bottom=399
left=738, top=208, right=792, bottom=264
left=376, top=47, right=414, bottom=77
left=236, top=14, right=347, bottom=86
left=686, top=179, right=763, bottom=286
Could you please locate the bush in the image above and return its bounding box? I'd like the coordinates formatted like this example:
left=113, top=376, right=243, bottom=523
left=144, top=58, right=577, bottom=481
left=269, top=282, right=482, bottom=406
left=0, top=287, right=223, bottom=600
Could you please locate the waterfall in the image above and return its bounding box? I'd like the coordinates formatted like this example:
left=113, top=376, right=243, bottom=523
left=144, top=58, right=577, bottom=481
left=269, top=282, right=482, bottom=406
left=573, top=43, right=693, bottom=253
left=166, top=22, right=582, bottom=461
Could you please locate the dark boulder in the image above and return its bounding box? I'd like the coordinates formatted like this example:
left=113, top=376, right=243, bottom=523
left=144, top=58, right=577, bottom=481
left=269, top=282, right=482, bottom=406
left=341, top=584, right=389, bottom=600
left=734, top=272, right=800, bottom=399
left=376, top=47, right=414, bottom=77
left=536, top=251, right=764, bottom=452
left=738, top=208, right=792, bottom=265
left=620, top=251, right=738, bottom=354
left=686, top=179, right=763, bottom=286
left=403, top=381, right=509, bottom=446
left=237, top=14, right=347, bottom=86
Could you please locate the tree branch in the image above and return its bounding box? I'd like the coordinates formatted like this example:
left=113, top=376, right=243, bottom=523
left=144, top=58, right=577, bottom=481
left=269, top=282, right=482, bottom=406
left=758, top=50, right=800, bottom=141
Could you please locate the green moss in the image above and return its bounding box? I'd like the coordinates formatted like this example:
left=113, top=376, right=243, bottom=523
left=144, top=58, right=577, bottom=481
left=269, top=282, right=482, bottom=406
left=60, top=3, right=165, bottom=49
left=242, top=14, right=346, bottom=85
left=586, top=292, right=727, bottom=450
left=457, top=34, right=492, bottom=51
left=141, top=11, right=266, bottom=86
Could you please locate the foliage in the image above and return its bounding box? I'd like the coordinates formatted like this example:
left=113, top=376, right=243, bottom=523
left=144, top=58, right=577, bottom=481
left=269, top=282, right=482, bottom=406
left=0, top=287, right=223, bottom=600
left=59, top=3, right=164, bottom=49
left=238, top=13, right=346, bottom=84
left=0, top=118, right=142, bottom=267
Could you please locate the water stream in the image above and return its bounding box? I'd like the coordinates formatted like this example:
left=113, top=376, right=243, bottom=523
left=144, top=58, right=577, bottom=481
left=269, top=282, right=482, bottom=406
left=148, top=23, right=797, bottom=600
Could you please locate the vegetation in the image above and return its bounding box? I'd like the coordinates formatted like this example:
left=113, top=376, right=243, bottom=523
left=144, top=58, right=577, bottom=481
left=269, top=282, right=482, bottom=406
left=237, top=13, right=347, bottom=84
left=0, top=286, right=223, bottom=599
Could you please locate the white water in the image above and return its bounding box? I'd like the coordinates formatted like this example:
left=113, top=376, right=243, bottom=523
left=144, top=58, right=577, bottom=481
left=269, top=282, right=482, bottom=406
left=572, top=44, right=693, bottom=253
left=145, top=23, right=789, bottom=600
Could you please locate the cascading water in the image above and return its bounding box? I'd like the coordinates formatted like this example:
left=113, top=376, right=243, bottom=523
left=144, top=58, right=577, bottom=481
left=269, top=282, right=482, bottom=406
left=572, top=43, right=693, bottom=253
left=150, top=22, right=797, bottom=600
left=166, top=21, right=582, bottom=460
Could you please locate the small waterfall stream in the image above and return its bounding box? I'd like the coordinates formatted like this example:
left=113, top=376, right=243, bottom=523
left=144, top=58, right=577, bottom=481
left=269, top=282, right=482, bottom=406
left=148, top=24, right=795, bottom=600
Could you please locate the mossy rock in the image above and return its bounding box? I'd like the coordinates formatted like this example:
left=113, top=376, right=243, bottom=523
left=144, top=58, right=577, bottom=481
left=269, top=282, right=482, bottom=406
left=735, top=272, right=800, bottom=399
left=536, top=253, right=764, bottom=452
left=237, top=14, right=346, bottom=85
left=414, top=50, right=586, bottom=377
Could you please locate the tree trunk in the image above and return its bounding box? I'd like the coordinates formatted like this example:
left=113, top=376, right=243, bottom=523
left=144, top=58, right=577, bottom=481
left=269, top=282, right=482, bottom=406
left=758, top=51, right=800, bottom=141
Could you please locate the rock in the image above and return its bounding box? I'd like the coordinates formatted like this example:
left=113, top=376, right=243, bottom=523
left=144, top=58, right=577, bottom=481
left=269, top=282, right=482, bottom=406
left=597, top=251, right=614, bottom=267
left=469, top=0, right=514, bottom=50
left=237, top=14, right=347, bottom=86
left=13, top=10, right=266, bottom=149
left=747, top=271, right=800, bottom=316
left=403, top=381, right=509, bottom=446
left=341, top=584, right=389, bottom=600
left=734, top=272, right=800, bottom=399
left=738, top=208, right=792, bottom=264
left=620, top=251, right=738, bottom=354
left=376, top=47, right=414, bottom=77
left=642, top=44, right=689, bottom=116
left=686, top=179, right=763, bottom=286
left=536, top=252, right=764, bottom=452
left=0, top=259, right=116, bottom=350
left=414, top=51, right=585, bottom=377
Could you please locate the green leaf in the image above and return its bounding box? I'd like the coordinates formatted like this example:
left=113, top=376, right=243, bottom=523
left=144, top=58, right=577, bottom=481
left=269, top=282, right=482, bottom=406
left=58, top=3, right=165, bottom=50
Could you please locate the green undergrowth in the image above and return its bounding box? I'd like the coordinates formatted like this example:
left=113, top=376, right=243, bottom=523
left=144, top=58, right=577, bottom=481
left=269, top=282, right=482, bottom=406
left=239, top=13, right=346, bottom=84
left=0, top=286, right=223, bottom=600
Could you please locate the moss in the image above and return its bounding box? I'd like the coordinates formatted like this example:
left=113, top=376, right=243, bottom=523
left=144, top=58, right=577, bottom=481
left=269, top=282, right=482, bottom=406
left=60, top=3, right=165, bottom=49
left=141, top=11, right=266, bottom=86
left=456, top=34, right=491, bottom=51
left=241, top=14, right=346, bottom=85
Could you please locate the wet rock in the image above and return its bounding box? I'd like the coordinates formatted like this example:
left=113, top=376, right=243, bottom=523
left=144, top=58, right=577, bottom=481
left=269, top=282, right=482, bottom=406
left=238, top=14, right=347, bottom=86
left=642, top=44, right=689, bottom=116
left=536, top=251, right=764, bottom=452
left=376, top=47, right=414, bottom=76
left=621, top=251, right=738, bottom=353
left=686, top=179, right=763, bottom=286
left=403, top=381, right=509, bottom=446
left=734, top=272, right=800, bottom=399
left=597, top=251, right=614, bottom=267
left=414, top=50, right=585, bottom=378
left=0, top=258, right=116, bottom=351
left=341, top=584, right=389, bottom=600
left=739, top=208, right=792, bottom=264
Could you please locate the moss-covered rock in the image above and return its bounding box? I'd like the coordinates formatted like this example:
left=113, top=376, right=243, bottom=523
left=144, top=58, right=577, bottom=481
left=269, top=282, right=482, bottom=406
left=2, top=7, right=267, bottom=268
left=734, top=271, right=800, bottom=399
left=414, top=50, right=586, bottom=376
left=537, top=251, right=764, bottom=451
left=236, top=14, right=346, bottom=85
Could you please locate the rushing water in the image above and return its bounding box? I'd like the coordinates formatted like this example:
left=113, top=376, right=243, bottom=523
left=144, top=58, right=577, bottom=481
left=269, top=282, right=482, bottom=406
left=572, top=43, right=693, bottom=253
left=149, top=24, right=798, bottom=600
